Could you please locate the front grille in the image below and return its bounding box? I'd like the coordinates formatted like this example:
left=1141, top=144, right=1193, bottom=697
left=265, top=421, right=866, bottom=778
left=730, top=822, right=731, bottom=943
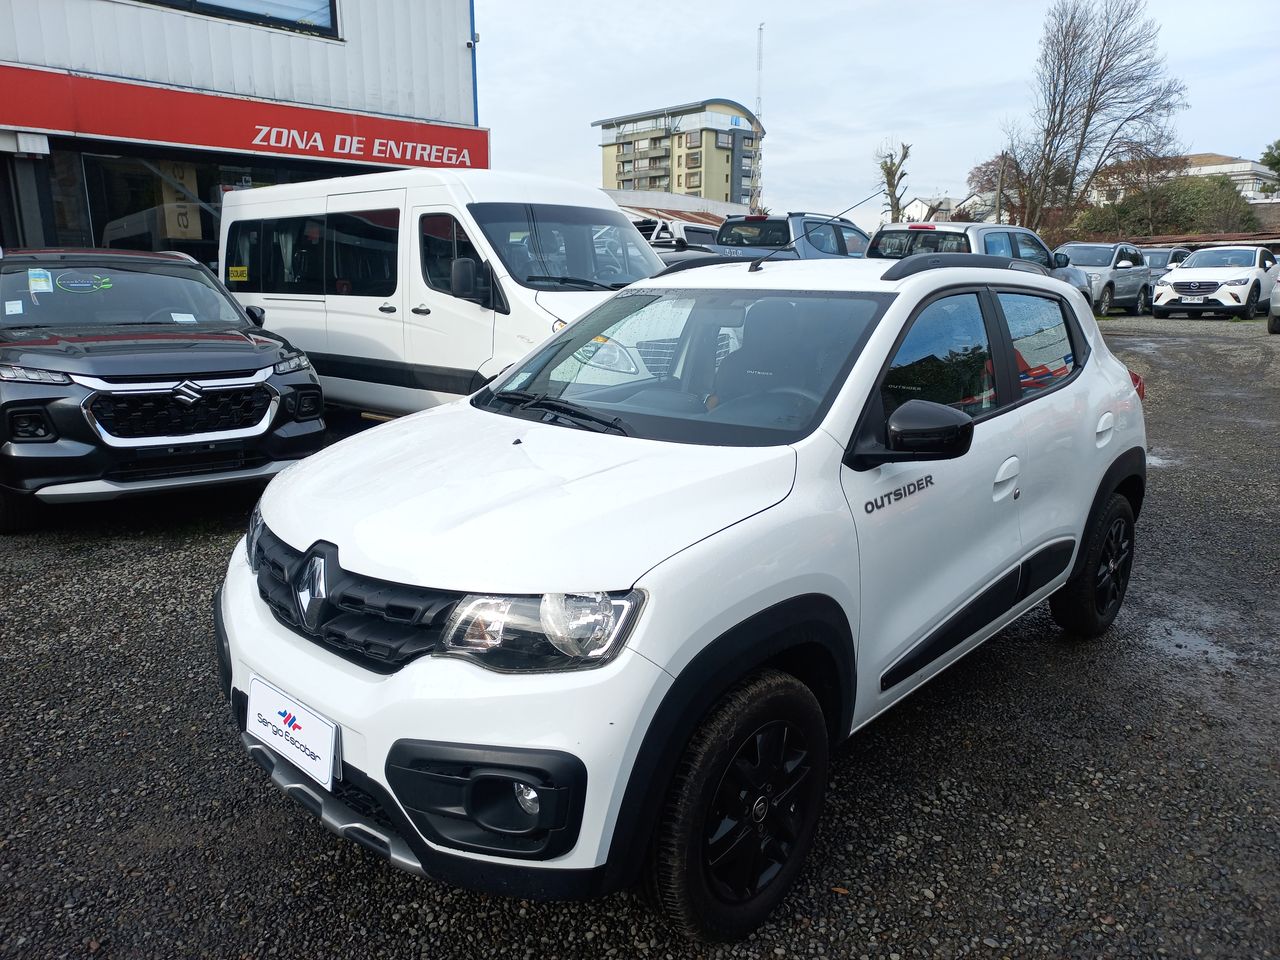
left=331, top=777, right=398, bottom=832
left=91, top=385, right=273, bottom=439
left=105, top=450, right=269, bottom=482
left=253, top=525, right=462, bottom=672
left=1172, top=281, right=1221, bottom=296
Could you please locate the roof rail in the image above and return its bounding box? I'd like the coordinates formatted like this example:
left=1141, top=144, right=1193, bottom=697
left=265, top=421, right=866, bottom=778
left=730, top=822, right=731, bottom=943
left=879, top=253, right=1049, bottom=282
left=161, top=250, right=199, bottom=263
left=654, top=255, right=749, bottom=277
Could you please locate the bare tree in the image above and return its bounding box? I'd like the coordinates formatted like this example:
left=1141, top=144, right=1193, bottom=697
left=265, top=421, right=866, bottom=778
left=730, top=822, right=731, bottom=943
left=1015, top=0, right=1187, bottom=230
left=876, top=142, right=911, bottom=223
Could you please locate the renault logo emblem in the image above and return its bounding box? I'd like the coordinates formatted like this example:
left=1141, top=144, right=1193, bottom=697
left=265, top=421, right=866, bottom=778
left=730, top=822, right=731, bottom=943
left=295, top=555, right=328, bottom=631
left=173, top=380, right=203, bottom=406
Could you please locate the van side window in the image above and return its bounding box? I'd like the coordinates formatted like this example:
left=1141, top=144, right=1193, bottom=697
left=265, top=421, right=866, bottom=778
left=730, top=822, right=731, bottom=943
left=262, top=216, right=325, bottom=295
left=224, top=220, right=261, bottom=293
left=326, top=209, right=399, bottom=298
left=419, top=214, right=487, bottom=300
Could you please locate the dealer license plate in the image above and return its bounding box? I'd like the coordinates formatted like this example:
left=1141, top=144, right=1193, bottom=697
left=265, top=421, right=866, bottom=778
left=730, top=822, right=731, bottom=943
left=1181, top=296, right=1205, bottom=304
left=247, top=676, right=338, bottom=789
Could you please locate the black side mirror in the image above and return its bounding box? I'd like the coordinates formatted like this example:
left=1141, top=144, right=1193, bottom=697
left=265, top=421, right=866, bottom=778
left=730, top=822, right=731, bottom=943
left=1054, top=252, right=1070, bottom=269
left=886, top=400, right=974, bottom=458
left=451, top=257, right=478, bottom=300
left=245, top=305, right=266, bottom=327
left=674, top=237, right=689, bottom=250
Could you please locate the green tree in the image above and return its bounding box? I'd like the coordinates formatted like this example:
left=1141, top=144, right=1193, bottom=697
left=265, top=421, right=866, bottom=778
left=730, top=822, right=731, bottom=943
left=1261, top=139, right=1280, bottom=176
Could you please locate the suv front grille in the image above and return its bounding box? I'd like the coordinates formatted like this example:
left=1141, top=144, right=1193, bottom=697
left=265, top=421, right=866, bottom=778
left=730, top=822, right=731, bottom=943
left=253, top=525, right=463, bottom=672
left=91, top=385, right=273, bottom=439
left=1172, top=281, right=1221, bottom=296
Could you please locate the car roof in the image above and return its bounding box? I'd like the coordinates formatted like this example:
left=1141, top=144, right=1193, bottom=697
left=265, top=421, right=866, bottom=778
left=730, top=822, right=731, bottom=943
left=1185, top=245, right=1262, bottom=254
left=0, top=248, right=199, bottom=265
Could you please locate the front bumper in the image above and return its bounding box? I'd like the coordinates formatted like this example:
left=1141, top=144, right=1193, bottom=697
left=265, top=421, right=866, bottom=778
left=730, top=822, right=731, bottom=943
left=1153, top=286, right=1252, bottom=314
left=1, top=369, right=324, bottom=498
left=216, top=547, right=671, bottom=898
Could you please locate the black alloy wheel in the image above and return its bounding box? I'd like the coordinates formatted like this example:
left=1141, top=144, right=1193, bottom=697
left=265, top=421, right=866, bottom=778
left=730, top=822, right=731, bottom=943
left=1094, top=514, right=1134, bottom=619
left=1241, top=285, right=1259, bottom=320
left=647, top=668, right=829, bottom=941
left=704, top=720, right=813, bottom=903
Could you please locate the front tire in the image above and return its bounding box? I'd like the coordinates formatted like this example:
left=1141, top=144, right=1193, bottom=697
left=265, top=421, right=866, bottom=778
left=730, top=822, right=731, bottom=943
left=1096, top=286, right=1114, bottom=316
left=1126, top=286, right=1149, bottom=316
left=647, top=669, right=829, bottom=941
left=1240, top=284, right=1259, bottom=320
left=1268, top=311, right=1280, bottom=334
left=1050, top=493, right=1135, bottom=638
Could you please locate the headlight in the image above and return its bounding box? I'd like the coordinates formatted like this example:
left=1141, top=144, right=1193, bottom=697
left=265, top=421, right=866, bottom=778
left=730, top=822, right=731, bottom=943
left=1223, top=277, right=1250, bottom=286
left=245, top=503, right=265, bottom=571
left=0, top=364, right=71, bottom=384
left=1087, top=273, right=1101, bottom=283
left=273, top=352, right=311, bottom=375
left=1155, top=278, right=1170, bottom=287
left=439, top=590, right=643, bottom=672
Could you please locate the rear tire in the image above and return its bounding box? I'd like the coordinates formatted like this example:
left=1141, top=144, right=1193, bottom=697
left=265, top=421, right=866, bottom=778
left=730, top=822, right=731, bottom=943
left=0, top=488, right=42, bottom=534
left=647, top=669, right=829, bottom=941
left=1126, top=286, right=1149, bottom=316
left=1050, top=494, right=1135, bottom=638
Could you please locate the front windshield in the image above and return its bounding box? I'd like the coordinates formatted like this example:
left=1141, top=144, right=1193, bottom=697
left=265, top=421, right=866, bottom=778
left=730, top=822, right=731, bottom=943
left=1180, top=249, right=1256, bottom=269
left=1058, top=244, right=1114, bottom=267
left=474, top=287, right=895, bottom=446
left=469, top=202, right=663, bottom=290
left=0, top=261, right=244, bottom=329
left=1143, top=250, right=1171, bottom=268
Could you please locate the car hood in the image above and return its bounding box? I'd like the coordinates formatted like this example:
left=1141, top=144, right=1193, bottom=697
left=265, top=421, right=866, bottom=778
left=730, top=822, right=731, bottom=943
left=1162, top=268, right=1254, bottom=285
left=261, top=401, right=797, bottom=594
left=533, top=289, right=614, bottom=323
left=0, top=325, right=289, bottom=376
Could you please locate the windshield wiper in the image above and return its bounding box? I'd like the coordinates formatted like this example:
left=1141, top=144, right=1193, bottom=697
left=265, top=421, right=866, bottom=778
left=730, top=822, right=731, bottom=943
left=523, top=274, right=614, bottom=291
left=490, top=390, right=630, bottom=435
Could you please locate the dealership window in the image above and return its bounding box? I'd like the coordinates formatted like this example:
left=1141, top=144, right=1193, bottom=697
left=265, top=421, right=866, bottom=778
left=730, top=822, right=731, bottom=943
left=419, top=214, right=487, bottom=300
left=134, top=1, right=339, bottom=37
left=326, top=209, right=398, bottom=298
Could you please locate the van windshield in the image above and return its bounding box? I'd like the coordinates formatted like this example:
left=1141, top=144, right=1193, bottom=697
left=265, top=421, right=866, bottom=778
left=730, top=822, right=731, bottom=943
left=0, top=261, right=245, bottom=329
left=473, top=287, right=894, bottom=446
left=469, top=203, right=663, bottom=290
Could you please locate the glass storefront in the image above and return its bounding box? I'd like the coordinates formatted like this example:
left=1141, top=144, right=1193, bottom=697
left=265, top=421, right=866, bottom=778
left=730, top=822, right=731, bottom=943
left=17, top=138, right=376, bottom=266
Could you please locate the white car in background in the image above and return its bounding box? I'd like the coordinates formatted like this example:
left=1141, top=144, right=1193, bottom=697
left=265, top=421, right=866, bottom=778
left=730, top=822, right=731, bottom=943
left=1152, top=245, right=1279, bottom=320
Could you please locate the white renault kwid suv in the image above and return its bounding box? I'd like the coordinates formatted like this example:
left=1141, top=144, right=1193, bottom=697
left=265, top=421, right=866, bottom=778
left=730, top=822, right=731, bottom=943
left=215, top=253, right=1147, bottom=940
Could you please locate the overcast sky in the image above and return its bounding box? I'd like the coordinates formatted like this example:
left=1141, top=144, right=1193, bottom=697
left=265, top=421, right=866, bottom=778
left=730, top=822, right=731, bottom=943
left=474, top=0, right=1279, bottom=231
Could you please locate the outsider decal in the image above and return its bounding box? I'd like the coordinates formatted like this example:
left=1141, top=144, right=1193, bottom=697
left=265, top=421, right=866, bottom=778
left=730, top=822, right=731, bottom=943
left=865, top=475, right=934, bottom=514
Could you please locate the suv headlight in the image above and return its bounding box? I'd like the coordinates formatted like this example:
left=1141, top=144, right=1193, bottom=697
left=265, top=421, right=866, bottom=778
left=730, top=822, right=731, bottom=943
left=0, top=364, right=71, bottom=384
left=273, top=352, right=311, bottom=375
left=439, top=590, right=643, bottom=672
left=1223, top=277, right=1250, bottom=286
left=1087, top=272, right=1101, bottom=283
left=1154, top=278, right=1170, bottom=287
left=245, top=503, right=265, bottom=571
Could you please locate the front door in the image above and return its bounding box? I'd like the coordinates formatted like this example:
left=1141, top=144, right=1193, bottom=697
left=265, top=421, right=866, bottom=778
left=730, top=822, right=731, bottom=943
left=840, top=290, right=1025, bottom=711
left=321, top=188, right=406, bottom=410
left=404, top=207, right=498, bottom=404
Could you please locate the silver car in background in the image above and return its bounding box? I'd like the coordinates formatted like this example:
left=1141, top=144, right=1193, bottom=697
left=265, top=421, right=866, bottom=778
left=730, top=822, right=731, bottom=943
left=867, top=222, right=1094, bottom=305
left=1055, top=242, right=1152, bottom=316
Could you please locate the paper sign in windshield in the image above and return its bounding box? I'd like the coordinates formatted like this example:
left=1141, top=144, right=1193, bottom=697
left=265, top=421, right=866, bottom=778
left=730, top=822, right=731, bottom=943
left=172, top=313, right=197, bottom=323
left=27, top=268, right=53, bottom=293
left=4, top=300, right=22, bottom=316
left=228, top=266, right=249, bottom=282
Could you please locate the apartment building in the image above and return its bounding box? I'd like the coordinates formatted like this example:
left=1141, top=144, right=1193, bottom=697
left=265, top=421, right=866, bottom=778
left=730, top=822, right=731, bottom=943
left=592, top=99, right=762, bottom=205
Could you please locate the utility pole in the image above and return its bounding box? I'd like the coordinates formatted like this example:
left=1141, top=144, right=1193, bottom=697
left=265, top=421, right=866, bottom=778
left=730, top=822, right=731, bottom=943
left=994, top=150, right=1007, bottom=224
left=749, top=22, right=764, bottom=214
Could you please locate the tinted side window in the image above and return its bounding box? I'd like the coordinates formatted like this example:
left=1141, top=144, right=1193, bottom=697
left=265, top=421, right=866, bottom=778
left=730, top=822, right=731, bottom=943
left=1263, top=251, right=1277, bottom=270
left=1170, top=250, right=1188, bottom=264
left=420, top=213, right=489, bottom=301
left=882, top=293, right=996, bottom=418
left=1127, top=246, right=1144, bottom=266
left=983, top=232, right=1013, bottom=257
left=1014, top=233, right=1051, bottom=268
left=684, top=226, right=717, bottom=246
left=840, top=226, right=867, bottom=256
left=805, top=222, right=840, bottom=255
left=224, top=219, right=261, bottom=293
left=327, top=209, right=399, bottom=298
left=261, top=216, right=325, bottom=296
left=997, top=292, right=1076, bottom=397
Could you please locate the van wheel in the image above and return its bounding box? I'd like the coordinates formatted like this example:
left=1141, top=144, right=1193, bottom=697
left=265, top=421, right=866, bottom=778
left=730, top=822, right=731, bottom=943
left=1050, top=493, right=1135, bottom=638
left=647, top=669, right=829, bottom=941
left=0, top=488, right=41, bottom=534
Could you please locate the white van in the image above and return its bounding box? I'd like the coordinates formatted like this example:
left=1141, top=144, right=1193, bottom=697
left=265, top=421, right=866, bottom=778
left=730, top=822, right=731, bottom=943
left=218, top=170, right=664, bottom=414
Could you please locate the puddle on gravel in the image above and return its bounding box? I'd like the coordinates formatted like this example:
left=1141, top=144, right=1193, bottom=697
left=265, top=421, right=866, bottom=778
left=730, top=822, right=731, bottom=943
left=1146, top=447, right=1180, bottom=468
left=1142, top=620, right=1237, bottom=666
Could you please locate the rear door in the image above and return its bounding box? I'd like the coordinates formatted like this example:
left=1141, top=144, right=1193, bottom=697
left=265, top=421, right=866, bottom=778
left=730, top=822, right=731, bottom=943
left=842, top=289, right=1026, bottom=709
left=321, top=189, right=406, bottom=407
left=404, top=207, right=497, bottom=403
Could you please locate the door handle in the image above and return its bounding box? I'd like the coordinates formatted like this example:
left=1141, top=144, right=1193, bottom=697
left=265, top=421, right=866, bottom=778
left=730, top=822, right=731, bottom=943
left=993, top=455, right=1020, bottom=502
left=379, top=303, right=397, bottom=314
left=411, top=304, right=431, bottom=316
left=1095, top=411, right=1115, bottom=448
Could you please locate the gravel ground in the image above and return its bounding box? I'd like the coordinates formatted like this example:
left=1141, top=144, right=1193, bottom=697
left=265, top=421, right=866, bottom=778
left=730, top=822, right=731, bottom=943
left=2, top=315, right=1277, bottom=959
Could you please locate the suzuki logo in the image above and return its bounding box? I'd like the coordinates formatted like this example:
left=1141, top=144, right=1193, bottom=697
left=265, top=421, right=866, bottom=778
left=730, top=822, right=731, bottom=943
left=295, top=555, right=328, bottom=631
left=173, top=380, right=203, bottom=406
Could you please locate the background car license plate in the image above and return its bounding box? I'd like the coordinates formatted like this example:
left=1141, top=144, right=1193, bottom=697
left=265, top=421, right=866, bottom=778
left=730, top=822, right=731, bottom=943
left=247, top=677, right=337, bottom=789
left=1182, top=296, right=1205, bottom=304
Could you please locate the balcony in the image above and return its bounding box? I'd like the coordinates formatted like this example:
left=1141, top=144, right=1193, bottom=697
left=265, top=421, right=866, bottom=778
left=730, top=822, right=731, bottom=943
left=635, top=145, right=670, bottom=160
left=601, top=123, right=671, bottom=146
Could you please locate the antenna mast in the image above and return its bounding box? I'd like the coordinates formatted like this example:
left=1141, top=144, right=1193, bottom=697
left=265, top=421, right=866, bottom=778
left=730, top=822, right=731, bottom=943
left=749, top=22, right=764, bottom=214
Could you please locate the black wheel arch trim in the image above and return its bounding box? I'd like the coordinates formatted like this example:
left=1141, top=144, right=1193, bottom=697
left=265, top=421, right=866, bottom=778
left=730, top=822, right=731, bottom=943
left=1071, top=446, right=1146, bottom=581
left=597, top=593, right=856, bottom=894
